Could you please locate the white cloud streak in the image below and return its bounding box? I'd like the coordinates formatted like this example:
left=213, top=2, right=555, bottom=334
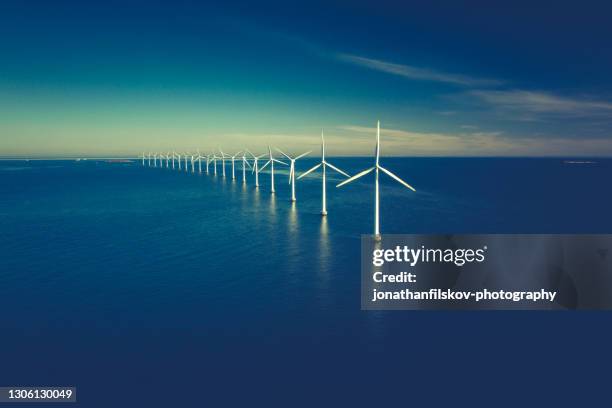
left=469, top=90, right=612, bottom=117
left=335, top=125, right=612, bottom=156
left=337, top=54, right=503, bottom=87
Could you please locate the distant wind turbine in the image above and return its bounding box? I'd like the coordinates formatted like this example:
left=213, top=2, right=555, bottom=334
left=142, top=152, right=145, bottom=166
left=276, top=148, right=311, bottom=201
left=241, top=151, right=251, bottom=183
left=219, top=148, right=228, bottom=177
left=259, top=146, right=288, bottom=194
left=298, top=130, right=350, bottom=215
left=336, top=121, right=416, bottom=240
left=211, top=152, right=219, bottom=175
left=176, top=152, right=182, bottom=170
left=228, top=151, right=242, bottom=180
left=148, top=152, right=151, bottom=167
left=247, top=149, right=266, bottom=187
left=183, top=153, right=189, bottom=172
left=196, top=149, right=203, bottom=173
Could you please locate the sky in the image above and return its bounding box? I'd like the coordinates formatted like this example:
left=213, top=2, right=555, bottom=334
left=1, top=0, right=612, bottom=157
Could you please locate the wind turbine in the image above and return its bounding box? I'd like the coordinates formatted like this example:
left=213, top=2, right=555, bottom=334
left=258, top=146, right=288, bottom=194
left=172, top=152, right=176, bottom=169
left=148, top=152, right=151, bottom=167
left=298, top=130, right=350, bottom=215
left=240, top=151, right=251, bottom=183
left=211, top=152, right=218, bottom=175
left=205, top=154, right=211, bottom=174
left=166, top=152, right=170, bottom=168
left=176, top=152, right=182, bottom=171
left=276, top=148, right=311, bottom=201
left=196, top=150, right=203, bottom=173
left=153, top=153, right=158, bottom=167
left=228, top=151, right=242, bottom=180
left=184, top=153, right=189, bottom=172
left=219, top=148, right=228, bottom=177
left=190, top=153, right=195, bottom=173
left=336, top=120, right=416, bottom=240
left=247, top=149, right=266, bottom=187
left=142, top=152, right=145, bottom=166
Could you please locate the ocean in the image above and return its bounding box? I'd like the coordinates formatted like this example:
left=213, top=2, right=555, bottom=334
left=1, top=157, right=611, bottom=406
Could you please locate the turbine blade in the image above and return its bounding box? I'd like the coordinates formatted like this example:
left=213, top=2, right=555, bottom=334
left=336, top=167, right=374, bottom=187
left=297, top=163, right=321, bottom=179
left=379, top=166, right=416, bottom=191
left=295, top=151, right=311, bottom=160
left=259, top=160, right=271, bottom=172
left=273, top=159, right=288, bottom=166
left=275, top=148, right=291, bottom=160
left=324, top=161, right=350, bottom=178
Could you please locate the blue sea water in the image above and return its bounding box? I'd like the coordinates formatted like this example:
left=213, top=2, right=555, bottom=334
left=1, top=158, right=611, bottom=406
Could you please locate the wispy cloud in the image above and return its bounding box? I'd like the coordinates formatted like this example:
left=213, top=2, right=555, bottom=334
left=337, top=54, right=503, bottom=87
left=469, top=90, right=612, bottom=117
left=335, top=125, right=612, bottom=156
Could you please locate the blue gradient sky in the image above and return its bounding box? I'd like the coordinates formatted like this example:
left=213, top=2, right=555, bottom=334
left=2, top=0, right=612, bottom=156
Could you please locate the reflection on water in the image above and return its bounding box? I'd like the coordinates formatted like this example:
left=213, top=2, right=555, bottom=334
left=364, top=238, right=387, bottom=339
left=269, top=192, right=276, bottom=216
left=316, top=215, right=331, bottom=309
left=288, top=202, right=298, bottom=234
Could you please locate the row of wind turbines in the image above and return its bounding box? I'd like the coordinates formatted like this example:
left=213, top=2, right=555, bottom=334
left=141, top=121, right=416, bottom=239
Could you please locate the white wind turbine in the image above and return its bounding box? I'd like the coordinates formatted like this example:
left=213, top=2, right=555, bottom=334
left=196, top=150, right=203, bottom=173
left=148, top=152, right=152, bottom=167
left=219, top=148, right=228, bottom=177
left=171, top=152, right=176, bottom=169
left=190, top=152, right=195, bottom=173
left=153, top=153, right=158, bottom=167
left=165, top=152, right=170, bottom=168
left=336, top=120, right=416, bottom=240
left=142, top=152, right=145, bottom=166
left=258, top=146, right=288, bottom=193
left=276, top=148, right=311, bottom=201
left=205, top=154, right=211, bottom=174
left=183, top=153, right=189, bottom=172
left=298, top=130, right=350, bottom=215
left=228, top=151, right=242, bottom=180
left=247, top=149, right=266, bottom=187
left=211, top=151, right=219, bottom=175
left=175, top=152, right=181, bottom=170
left=240, top=151, right=251, bottom=183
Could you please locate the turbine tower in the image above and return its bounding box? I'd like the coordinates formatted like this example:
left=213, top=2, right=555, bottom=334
left=148, top=152, right=151, bottom=167
left=241, top=151, right=251, bottom=183
left=211, top=152, right=218, bottom=175
left=337, top=121, right=416, bottom=240
left=247, top=150, right=265, bottom=187
left=183, top=153, right=188, bottom=172
left=176, top=152, right=182, bottom=171
left=166, top=152, right=170, bottom=168
left=142, top=152, right=145, bottom=166
left=229, top=151, right=242, bottom=180
left=259, top=146, right=287, bottom=194
left=298, top=130, right=350, bottom=215
left=196, top=150, right=203, bottom=173
left=172, top=152, right=176, bottom=169
left=276, top=148, right=311, bottom=201
left=219, top=148, right=227, bottom=177
left=190, top=153, right=195, bottom=173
